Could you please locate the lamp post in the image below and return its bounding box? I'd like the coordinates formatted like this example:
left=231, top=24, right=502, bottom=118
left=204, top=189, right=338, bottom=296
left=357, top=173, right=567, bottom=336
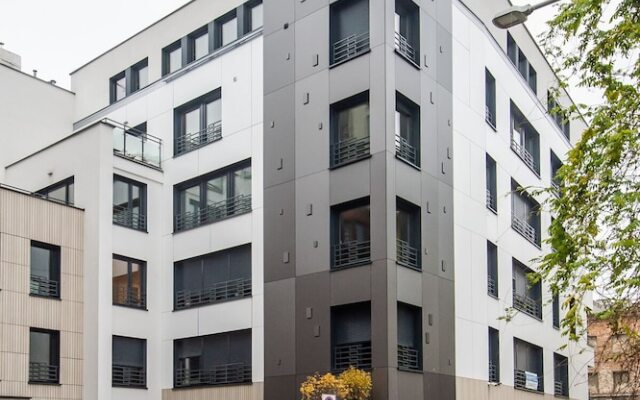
left=492, top=0, right=561, bottom=29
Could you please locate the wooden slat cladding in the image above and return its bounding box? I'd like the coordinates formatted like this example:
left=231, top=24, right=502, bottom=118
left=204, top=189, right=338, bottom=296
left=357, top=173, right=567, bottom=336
left=162, top=383, right=263, bottom=400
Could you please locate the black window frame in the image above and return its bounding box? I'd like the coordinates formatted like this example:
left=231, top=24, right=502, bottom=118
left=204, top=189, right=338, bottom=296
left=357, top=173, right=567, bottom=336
left=109, top=58, right=149, bottom=104
left=330, top=91, right=371, bottom=169
left=485, top=68, right=497, bottom=129
left=486, top=154, right=497, bottom=213
left=244, top=0, right=263, bottom=33
left=331, top=197, right=371, bottom=270
left=395, top=92, right=421, bottom=167
left=397, top=302, right=422, bottom=371
left=112, top=335, right=147, bottom=388
left=331, top=302, right=372, bottom=372
left=487, top=240, right=498, bottom=298
left=173, top=88, right=222, bottom=156
left=162, top=40, right=183, bottom=76
left=214, top=9, right=240, bottom=49
left=109, top=70, right=126, bottom=104
left=514, top=338, right=544, bottom=392
left=512, top=258, right=542, bottom=320
left=507, top=33, right=537, bottom=94
left=511, top=179, right=541, bottom=247
left=554, top=353, right=569, bottom=397
left=510, top=101, right=540, bottom=176
left=29, top=328, right=60, bottom=385
left=36, top=176, right=74, bottom=206
left=112, top=254, right=147, bottom=310
left=130, top=58, right=149, bottom=93
left=329, top=0, right=370, bottom=66
left=112, top=174, right=148, bottom=232
left=488, top=327, right=500, bottom=383
left=187, top=25, right=210, bottom=64
left=396, top=197, right=421, bottom=271
left=30, top=241, right=61, bottom=299
left=394, top=0, right=420, bottom=66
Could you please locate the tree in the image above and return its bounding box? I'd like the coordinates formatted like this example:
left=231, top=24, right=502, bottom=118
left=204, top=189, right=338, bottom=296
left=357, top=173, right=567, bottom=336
left=300, top=368, right=372, bottom=400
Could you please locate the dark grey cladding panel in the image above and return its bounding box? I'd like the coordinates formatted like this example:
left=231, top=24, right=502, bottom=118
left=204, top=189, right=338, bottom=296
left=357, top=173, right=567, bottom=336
left=264, top=182, right=295, bottom=282
left=264, top=86, right=295, bottom=189
left=330, top=265, right=372, bottom=306
left=265, top=279, right=296, bottom=376
left=295, top=272, right=331, bottom=375
left=263, top=0, right=294, bottom=36
left=424, top=370, right=456, bottom=400
left=436, top=24, right=453, bottom=92
left=264, top=375, right=298, bottom=399
left=264, top=26, right=295, bottom=94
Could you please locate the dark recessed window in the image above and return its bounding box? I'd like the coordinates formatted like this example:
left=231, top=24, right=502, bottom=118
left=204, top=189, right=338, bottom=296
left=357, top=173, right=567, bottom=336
left=396, top=197, right=421, bottom=270
left=331, top=198, right=370, bottom=269
left=487, top=241, right=498, bottom=298
left=331, top=302, right=371, bottom=371
left=174, top=88, right=222, bottom=156
left=394, top=0, right=419, bottom=65
left=113, top=336, right=146, bottom=388
left=110, top=71, right=126, bottom=103
left=163, top=40, right=183, bottom=76
left=511, top=179, right=541, bottom=247
left=486, top=154, right=497, bottom=212
left=397, top=302, right=422, bottom=371
left=552, top=292, right=560, bottom=329
left=548, top=91, right=570, bottom=140
left=488, top=327, right=500, bottom=383
left=30, top=241, right=61, bottom=299
left=514, top=338, right=543, bottom=392
left=511, top=101, right=540, bottom=176
left=188, top=26, right=210, bottom=63
left=29, top=328, right=59, bottom=384
left=330, top=91, right=370, bottom=168
left=36, top=177, right=74, bottom=206
left=246, top=1, right=263, bottom=32
left=330, top=0, right=369, bottom=65
left=215, top=10, right=239, bottom=49
left=395, top=92, right=420, bottom=167
left=131, top=59, right=149, bottom=92
left=113, top=175, right=147, bottom=231
left=507, top=33, right=537, bottom=93
left=112, top=255, right=146, bottom=309
left=554, top=353, right=569, bottom=397
left=485, top=69, right=496, bottom=128
left=550, top=150, right=563, bottom=195
left=512, top=258, right=542, bottom=320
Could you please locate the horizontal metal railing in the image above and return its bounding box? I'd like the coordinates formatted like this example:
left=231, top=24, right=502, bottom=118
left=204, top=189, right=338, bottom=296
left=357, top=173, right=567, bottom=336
left=397, top=345, right=421, bottom=371
left=513, top=293, right=542, bottom=319
left=485, top=106, right=496, bottom=128
left=113, top=127, right=162, bottom=169
left=487, top=276, right=498, bottom=297
left=511, top=137, right=539, bottom=173
left=175, top=194, right=251, bottom=232
left=514, top=369, right=543, bottom=392
left=333, top=341, right=372, bottom=371
left=29, top=362, right=59, bottom=383
left=332, top=240, right=371, bottom=269
left=332, top=31, right=370, bottom=65
left=175, top=278, right=252, bottom=310
left=394, top=31, right=416, bottom=62
left=175, top=121, right=222, bottom=156
left=555, top=380, right=568, bottom=396
left=395, top=135, right=418, bottom=166
left=175, top=363, right=251, bottom=388
left=396, top=239, right=420, bottom=270
left=489, top=362, right=499, bottom=382
left=113, top=205, right=147, bottom=231
left=511, top=214, right=538, bottom=245
left=113, top=286, right=146, bottom=308
left=486, top=188, right=497, bottom=212
left=113, top=365, right=146, bottom=387
left=30, top=275, right=59, bottom=298
left=331, top=136, right=370, bottom=167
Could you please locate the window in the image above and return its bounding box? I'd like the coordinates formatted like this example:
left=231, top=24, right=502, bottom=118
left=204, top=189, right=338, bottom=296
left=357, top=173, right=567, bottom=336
left=29, top=328, right=59, bottom=384
left=487, top=241, right=498, bottom=297
left=174, top=161, right=251, bottom=232
left=551, top=150, right=563, bottom=195
left=331, top=302, right=371, bottom=371
left=613, top=371, right=630, bottom=389
left=113, top=336, right=146, bottom=388
left=331, top=198, right=371, bottom=269
left=110, top=58, right=149, bottom=103
left=511, top=102, right=540, bottom=175
left=395, top=92, right=420, bottom=167
left=163, top=40, right=183, bottom=76
left=488, top=328, right=500, bottom=382
left=513, top=338, right=543, bottom=392
left=394, top=0, right=419, bottom=65
left=30, top=241, right=60, bottom=298
left=112, top=255, right=146, bottom=309
left=37, top=177, right=74, bottom=206
left=330, top=92, right=370, bottom=168
left=548, top=90, right=570, bottom=140
left=507, top=33, right=537, bottom=93
left=246, top=1, right=263, bottom=31
left=174, top=88, right=222, bottom=155
left=131, top=59, right=148, bottom=92
left=174, top=245, right=251, bottom=310
left=397, top=303, right=422, bottom=371
left=512, top=259, right=542, bottom=320
left=554, top=353, right=569, bottom=397
left=485, top=69, right=496, bottom=128
left=113, top=175, right=147, bottom=231
left=188, top=27, right=210, bottom=63
left=511, top=180, right=541, bottom=246
left=396, top=198, right=421, bottom=270
left=330, top=0, right=369, bottom=65
left=215, top=10, right=238, bottom=49
left=588, top=372, right=599, bottom=392
left=486, top=154, right=497, bottom=212
left=110, top=71, right=126, bottom=103
left=174, top=330, right=251, bottom=388
left=552, top=292, right=560, bottom=329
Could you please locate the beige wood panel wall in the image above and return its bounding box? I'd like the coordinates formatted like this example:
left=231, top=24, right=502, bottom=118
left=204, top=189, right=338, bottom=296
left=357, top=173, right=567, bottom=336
left=457, top=376, right=581, bottom=400
left=162, top=383, right=264, bottom=400
left=0, top=187, right=84, bottom=400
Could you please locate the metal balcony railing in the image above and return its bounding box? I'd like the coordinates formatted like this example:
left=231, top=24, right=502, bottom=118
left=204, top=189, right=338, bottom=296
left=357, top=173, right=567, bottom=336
left=331, top=136, right=370, bottom=168
left=30, top=275, right=59, bottom=298
left=113, top=205, right=147, bottom=231
left=174, top=363, right=251, bottom=388
left=332, top=240, right=371, bottom=269
left=175, top=194, right=251, bottom=232
left=333, top=341, right=372, bottom=371
left=113, top=127, right=162, bottom=169
left=486, top=188, right=497, bottom=212
left=513, top=293, right=542, bottom=319
left=487, top=276, right=498, bottom=297
left=511, top=138, right=539, bottom=174
left=29, top=362, right=59, bottom=383
left=485, top=106, right=496, bottom=128
left=396, top=239, right=420, bottom=270
left=551, top=180, right=561, bottom=197
left=514, top=369, right=543, bottom=392
left=112, top=365, right=146, bottom=387
left=511, top=214, right=538, bottom=245
left=394, top=31, right=416, bottom=63
left=113, top=286, right=146, bottom=308
left=555, top=380, right=568, bottom=397
left=174, top=121, right=222, bottom=156
left=332, top=32, right=370, bottom=65
left=395, top=135, right=419, bottom=166
left=488, top=362, right=499, bottom=382
left=397, top=345, right=421, bottom=371
left=175, top=278, right=252, bottom=310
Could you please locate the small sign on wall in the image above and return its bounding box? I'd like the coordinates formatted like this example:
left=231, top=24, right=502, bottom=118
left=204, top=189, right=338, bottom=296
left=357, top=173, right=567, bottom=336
left=321, top=394, right=337, bottom=400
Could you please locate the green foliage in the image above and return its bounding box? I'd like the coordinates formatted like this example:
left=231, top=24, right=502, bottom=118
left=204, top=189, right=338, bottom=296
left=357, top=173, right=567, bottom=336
left=299, top=368, right=372, bottom=400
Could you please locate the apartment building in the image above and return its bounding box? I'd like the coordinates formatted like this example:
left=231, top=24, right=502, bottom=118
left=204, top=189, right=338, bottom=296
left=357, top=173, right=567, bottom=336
left=0, top=184, right=84, bottom=400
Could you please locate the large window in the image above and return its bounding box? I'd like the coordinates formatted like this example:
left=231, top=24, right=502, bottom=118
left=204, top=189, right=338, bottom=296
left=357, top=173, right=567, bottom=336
left=554, top=353, right=569, bottom=397
left=331, top=302, right=371, bottom=371
left=487, top=241, right=498, bottom=298
left=36, top=177, right=74, bottom=206
left=331, top=198, right=371, bottom=269
left=512, top=259, right=542, bottom=320
left=395, top=92, right=420, bottom=167
left=548, top=90, right=570, bottom=140
left=174, top=330, right=251, bottom=388
left=163, top=40, right=183, bottom=76
left=511, top=179, right=541, bottom=247
left=486, top=154, right=497, bottom=212
left=215, top=9, right=239, bottom=49
left=330, top=0, right=369, bottom=65
left=112, top=255, right=146, bottom=309
left=30, top=241, right=60, bottom=299
left=174, top=88, right=222, bottom=156
left=29, top=328, right=59, bottom=384
left=514, top=338, right=543, bottom=392
left=109, top=58, right=149, bottom=103
left=397, top=303, right=422, bottom=371
left=485, top=69, right=496, bottom=128
left=511, top=102, right=540, bottom=175
left=113, top=175, right=147, bottom=231
left=188, top=26, right=210, bottom=63
left=113, top=336, right=146, bottom=388
left=507, top=33, right=537, bottom=93
left=174, top=161, right=251, bottom=232
left=174, top=245, right=251, bottom=310
left=394, top=0, right=419, bottom=65
left=330, top=92, right=370, bottom=168
left=488, top=327, right=500, bottom=383
left=245, top=0, right=263, bottom=32
left=396, top=197, right=421, bottom=270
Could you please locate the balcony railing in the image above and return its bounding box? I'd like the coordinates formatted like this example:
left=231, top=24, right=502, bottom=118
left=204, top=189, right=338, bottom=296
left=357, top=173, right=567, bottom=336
left=332, top=240, right=371, bottom=269
left=174, top=363, right=251, bottom=388
left=485, top=106, right=496, bottom=128
left=332, top=31, right=370, bottom=65
left=333, top=341, right=372, bottom=371
left=487, top=276, right=498, bottom=297
left=113, top=286, right=146, bottom=308
left=555, top=380, right=568, bottom=397
left=511, top=214, right=538, bottom=246
left=175, top=278, right=252, bottom=310
left=331, top=136, right=370, bottom=168
left=396, top=239, right=420, bottom=270
left=30, top=275, right=59, bottom=298
left=29, top=362, right=59, bottom=384
left=488, top=362, right=499, bottom=382
left=113, top=205, right=147, bottom=231
left=397, top=345, right=421, bottom=371
left=514, top=369, right=543, bottom=392
left=394, top=31, right=416, bottom=63
left=175, top=194, right=252, bottom=232
left=113, top=365, right=146, bottom=387
left=513, top=293, right=542, bottom=319
left=395, top=135, right=419, bottom=167
left=174, top=121, right=222, bottom=156
left=113, top=127, right=162, bottom=169
left=486, top=188, right=497, bottom=212
left=511, top=138, right=539, bottom=174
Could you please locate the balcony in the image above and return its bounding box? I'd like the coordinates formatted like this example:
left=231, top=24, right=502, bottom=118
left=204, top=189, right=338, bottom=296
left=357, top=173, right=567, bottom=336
left=396, top=239, right=420, bottom=270
left=331, top=136, right=370, bottom=168
left=489, top=362, right=499, bottom=383
left=175, top=121, right=222, bottom=156
left=113, top=286, right=146, bottom=309
left=513, top=293, right=542, bottom=319
left=174, top=363, right=251, bottom=388
left=112, top=365, right=146, bottom=388
left=485, top=106, right=496, bottom=129
left=30, top=275, right=59, bottom=298
left=174, top=194, right=251, bottom=232
left=487, top=276, right=497, bottom=297
left=332, top=240, right=371, bottom=269
left=112, top=125, right=162, bottom=170
left=511, top=214, right=538, bottom=246
left=29, top=362, right=59, bottom=384
left=394, top=32, right=417, bottom=64
left=395, top=135, right=419, bottom=167
left=511, top=138, right=539, bottom=175
left=555, top=380, right=568, bottom=397
left=486, top=189, right=497, bottom=213
left=113, top=205, right=147, bottom=231
left=514, top=369, right=543, bottom=392
left=397, top=345, right=421, bottom=371
left=332, top=31, right=370, bottom=66
left=333, top=341, right=372, bottom=371
left=175, top=278, right=252, bottom=310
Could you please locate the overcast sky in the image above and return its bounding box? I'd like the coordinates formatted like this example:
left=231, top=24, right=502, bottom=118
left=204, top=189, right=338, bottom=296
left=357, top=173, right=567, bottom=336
left=0, top=0, right=599, bottom=106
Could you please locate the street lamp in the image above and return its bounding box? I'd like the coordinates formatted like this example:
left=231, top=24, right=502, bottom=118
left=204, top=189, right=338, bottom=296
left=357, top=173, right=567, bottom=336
left=492, top=0, right=561, bottom=29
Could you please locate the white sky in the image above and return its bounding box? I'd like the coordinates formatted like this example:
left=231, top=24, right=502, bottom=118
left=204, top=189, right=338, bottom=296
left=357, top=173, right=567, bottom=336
left=0, top=0, right=601, bottom=107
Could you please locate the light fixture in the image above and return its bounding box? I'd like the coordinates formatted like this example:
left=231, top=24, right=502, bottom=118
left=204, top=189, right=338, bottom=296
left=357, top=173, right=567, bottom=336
left=492, top=0, right=561, bottom=29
